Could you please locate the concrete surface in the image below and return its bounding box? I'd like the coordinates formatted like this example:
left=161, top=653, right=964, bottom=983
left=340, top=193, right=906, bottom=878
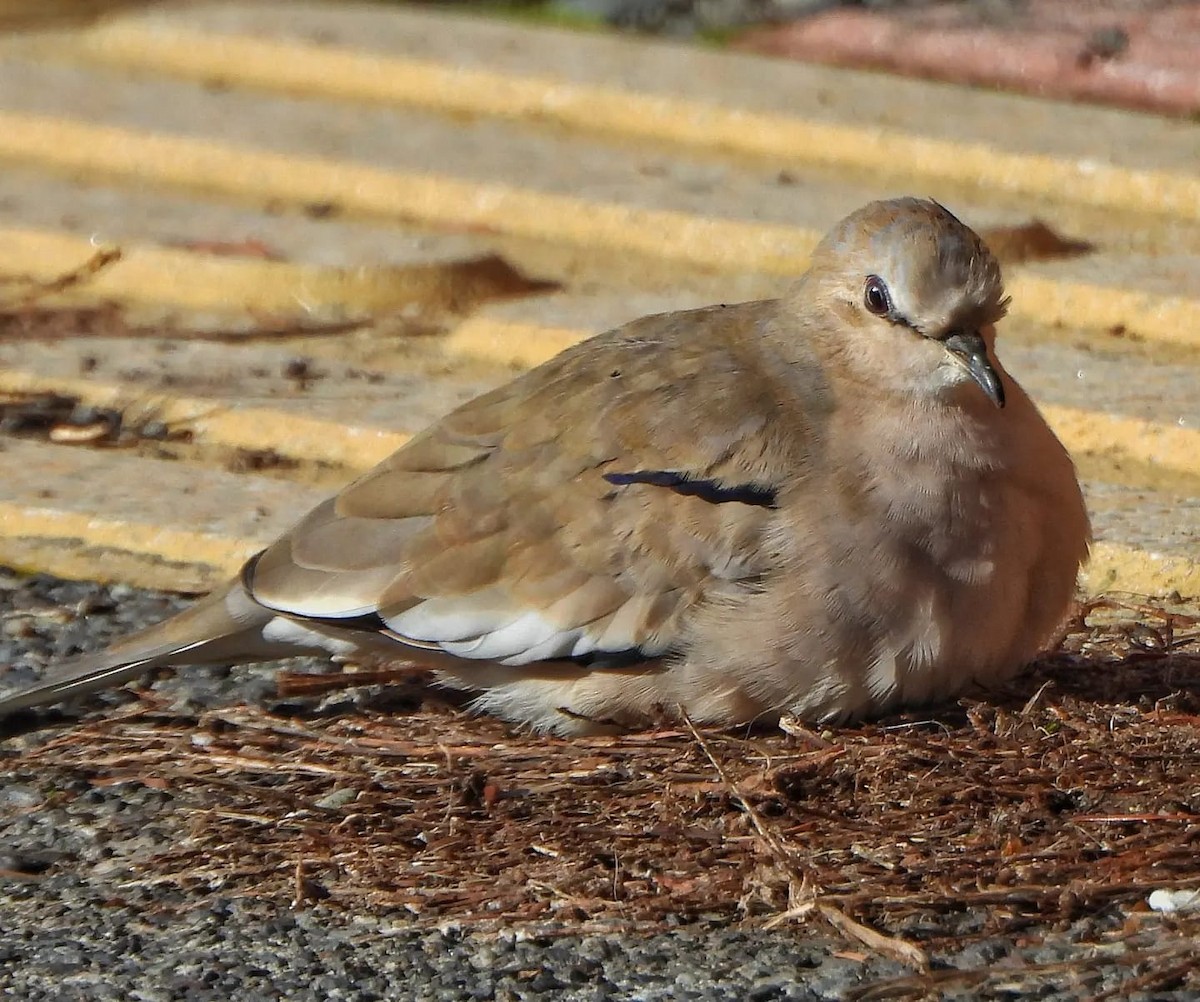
left=0, top=0, right=1192, bottom=592
left=0, top=3, right=1198, bottom=996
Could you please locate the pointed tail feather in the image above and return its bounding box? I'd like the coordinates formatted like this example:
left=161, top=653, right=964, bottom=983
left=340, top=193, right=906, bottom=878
left=0, top=581, right=288, bottom=716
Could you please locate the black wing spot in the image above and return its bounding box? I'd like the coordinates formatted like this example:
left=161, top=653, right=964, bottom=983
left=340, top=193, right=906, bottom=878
left=240, top=549, right=266, bottom=593
left=302, top=611, right=395, bottom=634
left=574, top=648, right=647, bottom=669
left=603, top=470, right=777, bottom=508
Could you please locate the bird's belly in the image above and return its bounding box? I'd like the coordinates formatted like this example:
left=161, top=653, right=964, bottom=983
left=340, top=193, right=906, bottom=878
left=435, top=473, right=1074, bottom=736
left=821, top=474, right=1053, bottom=719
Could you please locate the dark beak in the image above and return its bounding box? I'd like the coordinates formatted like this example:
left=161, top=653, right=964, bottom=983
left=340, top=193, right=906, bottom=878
left=943, top=330, right=1005, bottom=408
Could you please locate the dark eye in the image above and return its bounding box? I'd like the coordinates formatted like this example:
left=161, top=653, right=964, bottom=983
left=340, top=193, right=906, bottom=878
left=863, top=276, right=891, bottom=316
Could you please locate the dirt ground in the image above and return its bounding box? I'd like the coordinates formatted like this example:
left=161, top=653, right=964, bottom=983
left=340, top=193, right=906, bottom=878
left=3, top=573, right=1200, bottom=998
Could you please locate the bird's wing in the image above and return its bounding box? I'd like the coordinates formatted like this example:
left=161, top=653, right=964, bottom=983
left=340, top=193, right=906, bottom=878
left=248, top=301, right=817, bottom=667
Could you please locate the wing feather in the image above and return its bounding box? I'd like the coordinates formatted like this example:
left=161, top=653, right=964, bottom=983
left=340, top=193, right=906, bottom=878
left=247, top=301, right=821, bottom=667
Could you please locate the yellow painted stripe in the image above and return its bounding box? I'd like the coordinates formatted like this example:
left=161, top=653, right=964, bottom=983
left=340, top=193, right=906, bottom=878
left=5, top=324, right=1200, bottom=483
left=469, top=280, right=1200, bottom=355
left=1085, top=542, right=1200, bottom=597
left=0, top=118, right=1194, bottom=347
left=0, top=494, right=1194, bottom=597
left=1, top=379, right=1198, bottom=596
left=1007, top=275, right=1200, bottom=347
left=0, top=113, right=816, bottom=276
left=0, top=500, right=254, bottom=578
left=0, top=536, right=221, bottom=592
left=0, top=227, right=511, bottom=316
left=442, top=317, right=589, bottom=369
left=54, top=22, right=1200, bottom=224
left=1040, top=405, right=1200, bottom=475
left=0, top=370, right=409, bottom=468
left=443, top=321, right=1200, bottom=475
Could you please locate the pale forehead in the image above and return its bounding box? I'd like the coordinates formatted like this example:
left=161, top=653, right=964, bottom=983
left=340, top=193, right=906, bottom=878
left=817, top=198, right=1004, bottom=319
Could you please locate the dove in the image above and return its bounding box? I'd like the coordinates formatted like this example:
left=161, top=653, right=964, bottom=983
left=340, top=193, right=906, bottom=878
left=0, top=197, right=1090, bottom=734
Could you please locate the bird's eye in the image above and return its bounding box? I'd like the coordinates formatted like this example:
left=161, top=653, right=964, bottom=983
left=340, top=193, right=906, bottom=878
left=863, top=276, right=891, bottom=317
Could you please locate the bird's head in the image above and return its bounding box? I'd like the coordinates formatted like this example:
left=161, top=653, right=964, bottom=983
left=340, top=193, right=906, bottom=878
left=796, top=197, right=1010, bottom=409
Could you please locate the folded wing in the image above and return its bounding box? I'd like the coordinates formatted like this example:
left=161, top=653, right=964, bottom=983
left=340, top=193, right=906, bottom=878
left=249, top=302, right=810, bottom=669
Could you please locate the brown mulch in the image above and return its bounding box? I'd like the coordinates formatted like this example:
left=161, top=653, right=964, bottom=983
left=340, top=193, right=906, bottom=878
left=5, top=595, right=1200, bottom=970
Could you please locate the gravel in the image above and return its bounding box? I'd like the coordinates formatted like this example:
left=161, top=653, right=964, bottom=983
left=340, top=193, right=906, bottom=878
left=0, top=887, right=877, bottom=1002
left=3, top=569, right=1200, bottom=999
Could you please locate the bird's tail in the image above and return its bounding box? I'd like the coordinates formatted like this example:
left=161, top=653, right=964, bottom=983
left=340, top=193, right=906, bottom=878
left=0, top=581, right=289, bottom=717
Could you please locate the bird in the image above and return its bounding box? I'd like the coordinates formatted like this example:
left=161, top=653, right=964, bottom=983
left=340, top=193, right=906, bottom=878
left=0, top=197, right=1090, bottom=734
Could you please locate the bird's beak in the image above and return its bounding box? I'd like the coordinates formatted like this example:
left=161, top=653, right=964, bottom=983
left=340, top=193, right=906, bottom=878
left=942, top=330, right=1005, bottom=408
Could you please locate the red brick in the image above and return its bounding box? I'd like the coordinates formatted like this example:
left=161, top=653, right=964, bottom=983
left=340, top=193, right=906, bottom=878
left=735, top=1, right=1200, bottom=118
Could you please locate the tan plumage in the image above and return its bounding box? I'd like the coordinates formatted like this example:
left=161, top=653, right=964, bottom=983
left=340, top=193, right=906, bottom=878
left=0, top=198, right=1090, bottom=733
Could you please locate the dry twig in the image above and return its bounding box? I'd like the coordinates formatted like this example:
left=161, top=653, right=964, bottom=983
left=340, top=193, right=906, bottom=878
left=682, top=711, right=930, bottom=971
left=3, top=593, right=1199, bottom=971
